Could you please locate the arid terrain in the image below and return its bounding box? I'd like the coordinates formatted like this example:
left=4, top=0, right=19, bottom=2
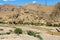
left=0, top=3, right=60, bottom=40
left=0, top=3, right=60, bottom=23
left=0, top=24, right=60, bottom=40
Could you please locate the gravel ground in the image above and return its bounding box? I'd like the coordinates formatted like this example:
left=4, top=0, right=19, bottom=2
left=0, top=25, right=60, bottom=40
left=40, top=33, right=60, bottom=40
left=0, top=34, right=39, bottom=40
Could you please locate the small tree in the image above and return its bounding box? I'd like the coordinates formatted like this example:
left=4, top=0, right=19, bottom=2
left=14, top=28, right=22, bottom=35
left=27, top=31, right=36, bottom=37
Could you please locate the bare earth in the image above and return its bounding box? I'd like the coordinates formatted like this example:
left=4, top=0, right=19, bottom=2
left=0, top=34, right=39, bottom=40
left=0, top=25, right=60, bottom=40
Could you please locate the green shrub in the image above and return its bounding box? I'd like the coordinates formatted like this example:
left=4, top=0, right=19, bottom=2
left=53, top=24, right=59, bottom=27
left=18, top=21, right=23, bottom=24
left=30, top=22, right=44, bottom=26
left=5, top=30, right=13, bottom=35
left=14, top=28, right=22, bottom=35
left=30, top=22, right=33, bottom=25
left=0, top=29, right=3, bottom=31
left=39, top=23, right=45, bottom=26
left=27, top=31, right=36, bottom=37
left=9, top=30, right=13, bottom=33
left=27, top=31, right=43, bottom=40
left=36, top=35, right=43, bottom=40
left=23, top=22, right=30, bottom=25
left=9, top=21, right=13, bottom=24
left=13, top=21, right=17, bottom=24
left=46, top=22, right=52, bottom=26
left=30, top=22, right=39, bottom=26
left=5, top=32, right=11, bottom=35
left=0, top=21, right=6, bottom=24
left=35, top=23, right=39, bottom=25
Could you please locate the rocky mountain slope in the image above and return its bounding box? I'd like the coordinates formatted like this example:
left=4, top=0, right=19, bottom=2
left=0, top=3, right=60, bottom=24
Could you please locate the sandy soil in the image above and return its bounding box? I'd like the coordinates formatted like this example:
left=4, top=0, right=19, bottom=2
left=0, top=25, right=60, bottom=40
left=0, top=34, right=39, bottom=40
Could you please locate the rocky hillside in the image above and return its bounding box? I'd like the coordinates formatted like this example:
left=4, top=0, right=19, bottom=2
left=0, top=3, right=60, bottom=24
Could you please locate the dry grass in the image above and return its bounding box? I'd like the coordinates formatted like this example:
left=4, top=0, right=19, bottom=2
left=47, top=31, right=60, bottom=36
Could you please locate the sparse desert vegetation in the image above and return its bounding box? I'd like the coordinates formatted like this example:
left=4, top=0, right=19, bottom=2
left=14, top=28, right=23, bottom=35
left=0, top=2, right=60, bottom=40
left=0, top=26, right=44, bottom=40
left=0, top=25, right=60, bottom=40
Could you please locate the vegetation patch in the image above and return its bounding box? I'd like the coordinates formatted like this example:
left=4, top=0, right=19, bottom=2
left=27, top=30, right=43, bottom=40
left=0, top=29, right=3, bottom=31
left=36, top=35, right=43, bottom=40
left=14, top=28, right=23, bottom=35
left=27, top=30, right=36, bottom=37
left=46, top=22, right=52, bottom=26
left=5, top=32, right=11, bottom=35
